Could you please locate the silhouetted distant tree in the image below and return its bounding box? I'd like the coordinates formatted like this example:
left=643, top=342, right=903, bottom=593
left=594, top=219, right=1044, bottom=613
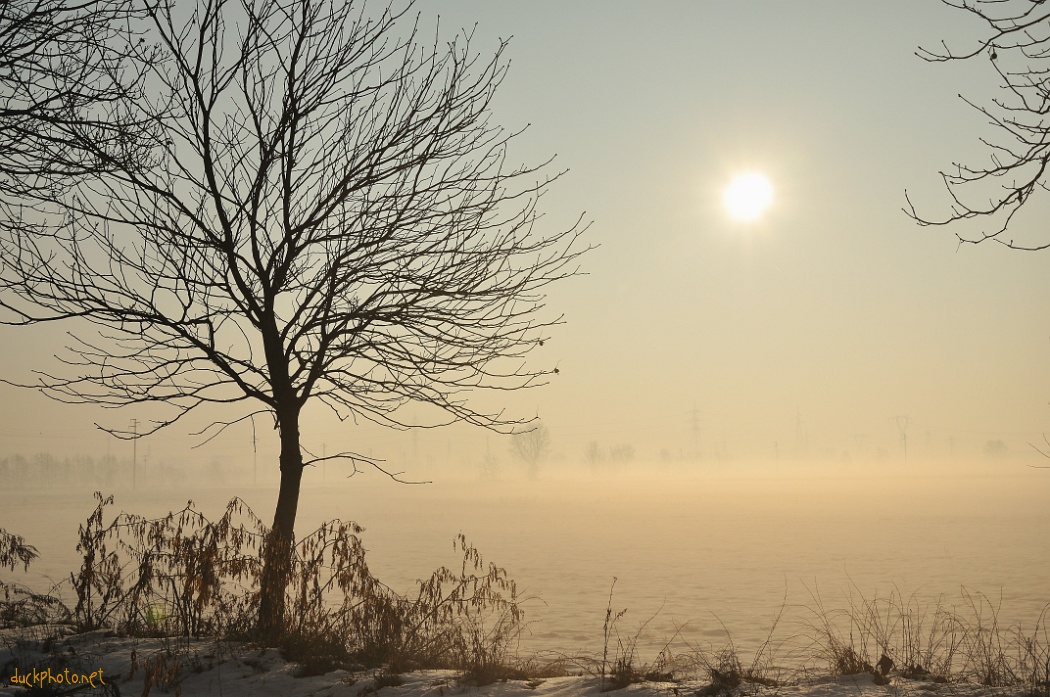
left=0, top=0, right=587, bottom=640
left=905, top=1, right=1050, bottom=249
left=608, top=443, right=635, bottom=463
left=511, top=422, right=551, bottom=478
left=983, top=439, right=1008, bottom=458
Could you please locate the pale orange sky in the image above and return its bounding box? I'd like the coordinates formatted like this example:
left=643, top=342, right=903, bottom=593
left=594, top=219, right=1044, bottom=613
left=2, top=2, right=1049, bottom=476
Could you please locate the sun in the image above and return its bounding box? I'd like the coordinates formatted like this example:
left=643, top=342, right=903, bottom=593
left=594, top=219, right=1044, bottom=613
left=723, top=172, right=774, bottom=222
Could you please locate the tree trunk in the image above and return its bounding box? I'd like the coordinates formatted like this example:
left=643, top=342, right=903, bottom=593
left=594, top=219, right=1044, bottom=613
left=257, top=405, right=303, bottom=642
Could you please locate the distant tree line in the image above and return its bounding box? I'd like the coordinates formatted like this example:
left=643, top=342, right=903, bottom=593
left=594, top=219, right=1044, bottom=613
left=0, top=452, right=240, bottom=487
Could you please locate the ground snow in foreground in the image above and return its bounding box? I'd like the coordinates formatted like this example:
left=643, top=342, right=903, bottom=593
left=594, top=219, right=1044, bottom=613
left=0, top=630, right=1035, bottom=697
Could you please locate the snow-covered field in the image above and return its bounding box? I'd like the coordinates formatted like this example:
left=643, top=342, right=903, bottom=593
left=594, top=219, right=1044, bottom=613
left=3, top=467, right=1048, bottom=695
left=0, top=627, right=1039, bottom=697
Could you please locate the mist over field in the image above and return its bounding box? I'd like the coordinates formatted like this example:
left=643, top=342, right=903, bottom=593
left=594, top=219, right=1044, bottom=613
left=2, top=1, right=1050, bottom=694
left=6, top=451, right=1049, bottom=663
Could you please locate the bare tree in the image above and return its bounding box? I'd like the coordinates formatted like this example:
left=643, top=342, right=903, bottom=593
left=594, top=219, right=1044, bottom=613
left=0, top=0, right=587, bottom=639
left=585, top=440, right=604, bottom=465
left=608, top=442, right=634, bottom=463
left=904, top=1, right=1050, bottom=249
left=510, top=421, right=551, bottom=479
left=905, top=2, right=1050, bottom=466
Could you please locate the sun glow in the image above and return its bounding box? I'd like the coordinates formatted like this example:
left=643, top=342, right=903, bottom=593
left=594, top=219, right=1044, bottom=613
left=723, top=172, right=774, bottom=222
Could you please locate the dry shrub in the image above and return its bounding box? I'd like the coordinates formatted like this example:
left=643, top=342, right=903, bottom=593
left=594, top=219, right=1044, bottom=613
left=0, top=528, right=70, bottom=631
left=64, top=493, right=524, bottom=678
left=335, top=532, right=525, bottom=676
left=591, top=579, right=676, bottom=692
left=134, top=648, right=185, bottom=697
left=0, top=584, right=70, bottom=630
left=689, top=603, right=793, bottom=696
left=69, top=493, right=263, bottom=637
left=597, top=578, right=640, bottom=691
left=806, top=582, right=1050, bottom=693
left=953, top=589, right=1050, bottom=692
left=0, top=529, right=38, bottom=574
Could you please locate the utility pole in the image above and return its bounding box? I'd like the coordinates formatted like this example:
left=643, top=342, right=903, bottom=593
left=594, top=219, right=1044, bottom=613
left=691, top=402, right=703, bottom=458
left=131, top=418, right=138, bottom=490
left=795, top=409, right=807, bottom=455
left=892, top=415, right=910, bottom=461
left=251, top=415, right=257, bottom=487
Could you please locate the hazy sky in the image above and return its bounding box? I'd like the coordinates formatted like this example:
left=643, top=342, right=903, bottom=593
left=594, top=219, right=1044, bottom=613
left=3, top=1, right=1049, bottom=473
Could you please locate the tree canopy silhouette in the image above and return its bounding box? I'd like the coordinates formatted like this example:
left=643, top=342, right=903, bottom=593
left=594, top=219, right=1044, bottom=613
left=906, top=0, right=1050, bottom=250
left=0, top=0, right=158, bottom=197
left=0, top=0, right=587, bottom=638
